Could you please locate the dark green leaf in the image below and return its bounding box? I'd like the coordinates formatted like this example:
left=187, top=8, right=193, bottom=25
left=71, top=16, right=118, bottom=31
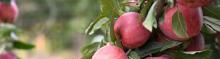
left=172, top=10, right=187, bottom=38
left=170, top=50, right=211, bottom=59
left=128, top=51, right=141, bottom=59
left=135, top=40, right=181, bottom=58
left=203, top=5, right=220, bottom=20
left=13, top=41, right=35, bottom=50
left=143, top=0, right=158, bottom=32
left=135, top=42, right=162, bottom=58
left=160, top=40, right=181, bottom=51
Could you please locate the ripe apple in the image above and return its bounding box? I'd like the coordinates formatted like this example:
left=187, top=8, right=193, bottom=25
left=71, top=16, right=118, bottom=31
left=114, top=12, right=151, bottom=48
left=159, top=5, right=203, bottom=41
left=0, top=0, right=18, bottom=23
left=92, top=43, right=128, bottom=59
left=185, top=33, right=205, bottom=51
left=0, top=51, right=16, bottom=59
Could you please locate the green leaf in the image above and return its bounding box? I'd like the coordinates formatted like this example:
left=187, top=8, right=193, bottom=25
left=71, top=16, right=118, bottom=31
left=81, top=42, right=103, bottom=59
left=172, top=10, right=188, bottom=38
left=140, top=0, right=154, bottom=17
left=0, top=23, right=20, bottom=40
left=100, top=0, right=119, bottom=16
left=85, top=17, right=109, bottom=35
left=203, top=16, right=220, bottom=32
left=12, top=41, right=35, bottom=50
left=143, top=0, right=158, bottom=32
left=170, top=50, right=211, bottom=59
left=167, top=0, right=174, bottom=7
left=135, top=42, right=162, bottom=58
left=160, top=40, right=181, bottom=51
left=128, top=51, right=141, bottom=59
left=203, top=5, right=220, bottom=20
left=135, top=40, right=181, bottom=58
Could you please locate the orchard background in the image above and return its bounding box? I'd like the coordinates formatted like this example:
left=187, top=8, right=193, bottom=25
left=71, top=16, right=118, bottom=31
left=0, top=0, right=98, bottom=59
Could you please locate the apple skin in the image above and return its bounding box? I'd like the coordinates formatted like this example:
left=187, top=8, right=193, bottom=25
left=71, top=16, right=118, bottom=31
left=92, top=43, right=128, bottom=59
left=0, top=51, right=16, bottom=59
left=114, top=12, right=151, bottom=49
left=185, top=33, right=205, bottom=51
left=159, top=5, right=203, bottom=41
left=176, top=0, right=213, bottom=8
left=145, top=55, right=172, bottom=59
left=0, top=0, right=18, bottom=23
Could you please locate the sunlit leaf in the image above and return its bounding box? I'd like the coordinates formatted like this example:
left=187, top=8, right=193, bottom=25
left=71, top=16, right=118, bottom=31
left=143, top=0, right=158, bottom=32
left=203, top=16, right=220, bottom=32
left=85, top=17, right=109, bottom=35
left=128, top=51, right=141, bottom=59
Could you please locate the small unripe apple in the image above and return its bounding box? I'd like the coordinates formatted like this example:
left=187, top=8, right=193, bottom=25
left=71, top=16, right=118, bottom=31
left=0, top=0, right=18, bottom=23
left=159, top=5, right=203, bottom=41
left=0, top=51, right=16, bottom=59
left=114, top=12, right=151, bottom=48
left=185, top=33, right=205, bottom=51
left=92, top=43, right=128, bottom=59
left=145, top=55, right=172, bottom=59
left=176, top=0, right=213, bottom=8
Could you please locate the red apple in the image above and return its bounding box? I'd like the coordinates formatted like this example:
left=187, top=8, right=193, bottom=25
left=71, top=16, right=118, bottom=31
left=185, top=33, right=205, bottom=51
left=145, top=55, right=172, bottom=59
left=92, top=43, right=128, bottom=59
left=0, top=0, right=18, bottom=23
left=176, top=0, right=213, bottom=8
left=0, top=51, right=16, bottom=59
left=159, top=5, right=203, bottom=41
left=114, top=12, right=151, bottom=48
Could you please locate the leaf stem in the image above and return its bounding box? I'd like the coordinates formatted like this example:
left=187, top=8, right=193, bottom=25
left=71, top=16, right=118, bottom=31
left=126, top=49, right=132, bottom=55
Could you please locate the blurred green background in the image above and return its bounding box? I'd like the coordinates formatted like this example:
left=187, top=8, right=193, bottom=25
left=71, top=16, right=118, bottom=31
left=14, top=0, right=99, bottom=59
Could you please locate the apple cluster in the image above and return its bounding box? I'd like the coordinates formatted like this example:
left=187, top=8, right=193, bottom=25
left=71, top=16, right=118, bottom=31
left=0, top=0, right=18, bottom=59
left=92, top=0, right=214, bottom=59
